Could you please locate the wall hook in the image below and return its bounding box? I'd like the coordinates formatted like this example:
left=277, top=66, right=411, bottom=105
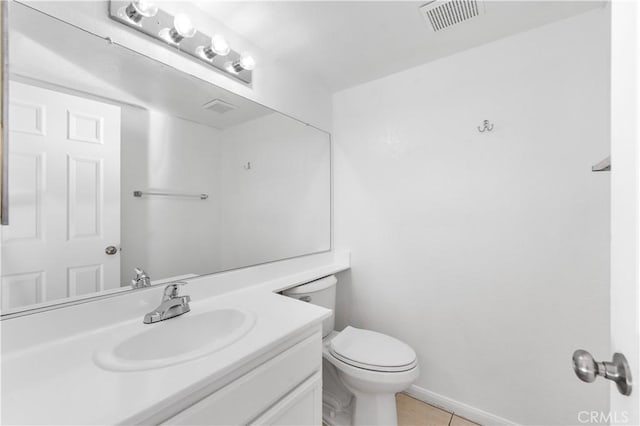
left=477, top=120, right=494, bottom=133
left=243, top=162, right=251, bottom=170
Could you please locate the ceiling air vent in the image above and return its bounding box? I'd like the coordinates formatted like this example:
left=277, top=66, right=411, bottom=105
left=419, top=0, right=484, bottom=32
left=202, top=99, right=236, bottom=114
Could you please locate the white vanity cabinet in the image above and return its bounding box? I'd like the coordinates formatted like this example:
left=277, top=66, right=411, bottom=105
left=251, top=372, right=322, bottom=425
left=163, top=330, right=323, bottom=426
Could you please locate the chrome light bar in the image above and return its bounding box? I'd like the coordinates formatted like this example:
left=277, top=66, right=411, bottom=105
left=109, top=1, right=254, bottom=84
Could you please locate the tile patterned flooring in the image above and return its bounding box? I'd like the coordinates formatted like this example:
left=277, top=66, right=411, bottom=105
left=396, top=393, right=480, bottom=426
left=322, top=393, right=480, bottom=426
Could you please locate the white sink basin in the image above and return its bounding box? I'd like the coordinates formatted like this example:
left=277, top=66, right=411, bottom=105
left=94, top=308, right=256, bottom=372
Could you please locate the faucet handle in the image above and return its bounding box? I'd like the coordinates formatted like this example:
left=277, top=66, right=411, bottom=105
left=163, top=281, right=188, bottom=299
left=131, top=267, right=151, bottom=288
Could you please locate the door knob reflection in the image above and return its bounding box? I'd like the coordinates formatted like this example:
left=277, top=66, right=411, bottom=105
left=105, top=246, right=118, bottom=255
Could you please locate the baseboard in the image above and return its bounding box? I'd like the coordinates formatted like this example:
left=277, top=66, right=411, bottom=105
left=405, top=385, right=519, bottom=426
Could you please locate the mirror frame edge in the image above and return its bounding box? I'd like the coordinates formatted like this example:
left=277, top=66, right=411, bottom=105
left=1, top=0, right=8, bottom=226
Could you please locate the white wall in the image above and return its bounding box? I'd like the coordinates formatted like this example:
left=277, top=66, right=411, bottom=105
left=333, top=8, right=610, bottom=426
left=120, top=108, right=223, bottom=284
left=218, top=113, right=331, bottom=271
left=22, top=1, right=332, bottom=131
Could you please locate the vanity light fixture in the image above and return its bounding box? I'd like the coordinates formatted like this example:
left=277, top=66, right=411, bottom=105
left=109, top=0, right=254, bottom=84
left=123, top=0, right=157, bottom=24
left=196, top=35, right=231, bottom=61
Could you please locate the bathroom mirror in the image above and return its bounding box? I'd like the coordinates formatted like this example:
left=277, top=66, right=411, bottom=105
left=0, top=3, right=331, bottom=315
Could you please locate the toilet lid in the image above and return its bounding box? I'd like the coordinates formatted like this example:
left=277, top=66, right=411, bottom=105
left=329, top=326, right=417, bottom=372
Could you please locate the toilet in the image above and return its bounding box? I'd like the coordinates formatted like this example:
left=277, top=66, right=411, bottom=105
left=283, top=276, right=419, bottom=426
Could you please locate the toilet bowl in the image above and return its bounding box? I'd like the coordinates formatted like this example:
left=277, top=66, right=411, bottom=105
left=323, top=328, right=419, bottom=425
left=283, top=276, right=419, bottom=426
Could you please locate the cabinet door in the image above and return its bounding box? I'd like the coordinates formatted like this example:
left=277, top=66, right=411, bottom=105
left=162, top=331, right=321, bottom=425
left=251, top=372, right=322, bottom=426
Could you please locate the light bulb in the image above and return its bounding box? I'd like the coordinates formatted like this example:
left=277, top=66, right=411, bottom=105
left=197, top=34, right=231, bottom=61
left=173, top=14, right=196, bottom=38
left=230, top=53, right=256, bottom=73
left=211, top=35, right=231, bottom=56
left=124, top=0, right=158, bottom=24
left=161, top=13, right=197, bottom=44
left=239, top=54, right=256, bottom=71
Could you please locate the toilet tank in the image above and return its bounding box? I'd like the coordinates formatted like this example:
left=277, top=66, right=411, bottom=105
left=282, top=275, right=337, bottom=337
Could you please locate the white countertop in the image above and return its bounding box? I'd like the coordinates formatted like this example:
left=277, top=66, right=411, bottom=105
left=1, top=286, right=331, bottom=425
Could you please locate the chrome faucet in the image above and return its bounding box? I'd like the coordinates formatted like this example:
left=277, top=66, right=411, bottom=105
left=131, top=267, right=151, bottom=289
left=143, top=282, right=191, bottom=324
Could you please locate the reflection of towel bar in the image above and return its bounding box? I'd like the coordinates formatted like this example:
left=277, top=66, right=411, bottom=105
left=133, top=190, right=208, bottom=200
left=592, top=156, right=611, bottom=172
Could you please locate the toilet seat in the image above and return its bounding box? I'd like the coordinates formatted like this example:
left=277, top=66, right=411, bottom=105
left=329, top=326, right=417, bottom=373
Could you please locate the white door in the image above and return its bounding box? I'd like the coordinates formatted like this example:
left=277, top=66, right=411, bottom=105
left=574, top=1, right=640, bottom=424
left=1, top=81, right=121, bottom=311
left=609, top=0, right=639, bottom=423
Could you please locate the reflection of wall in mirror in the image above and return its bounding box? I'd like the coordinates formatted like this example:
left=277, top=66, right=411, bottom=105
left=121, top=109, right=332, bottom=283
left=121, top=107, right=223, bottom=285
left=218, top=113, right=331, bottom=271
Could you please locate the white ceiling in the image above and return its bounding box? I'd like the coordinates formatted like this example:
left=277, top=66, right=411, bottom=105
left=194, top=1, right=604, bottom=92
